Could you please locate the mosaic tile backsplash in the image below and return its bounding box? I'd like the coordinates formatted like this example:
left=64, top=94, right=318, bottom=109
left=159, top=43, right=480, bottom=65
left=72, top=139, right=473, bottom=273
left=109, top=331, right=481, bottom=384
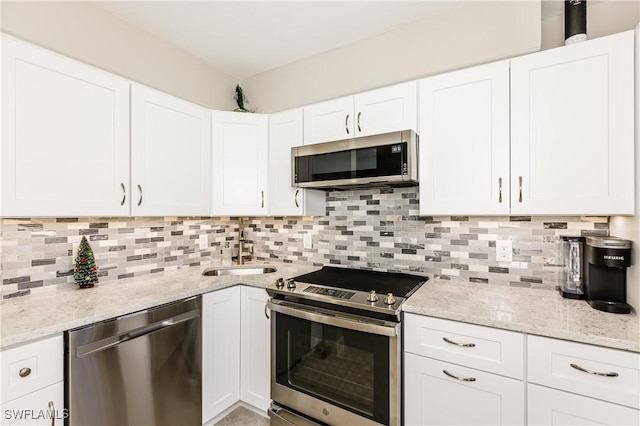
left=1, top=187, right=609, bottom=298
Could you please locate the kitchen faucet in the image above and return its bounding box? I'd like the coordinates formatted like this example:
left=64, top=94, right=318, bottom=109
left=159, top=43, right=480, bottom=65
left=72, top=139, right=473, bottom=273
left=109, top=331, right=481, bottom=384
left=236, top=218, right=253, bottom=265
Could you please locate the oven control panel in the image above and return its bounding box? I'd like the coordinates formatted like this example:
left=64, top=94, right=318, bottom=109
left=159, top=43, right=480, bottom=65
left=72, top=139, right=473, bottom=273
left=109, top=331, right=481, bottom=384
left=304, top=285, right=355, bottom=300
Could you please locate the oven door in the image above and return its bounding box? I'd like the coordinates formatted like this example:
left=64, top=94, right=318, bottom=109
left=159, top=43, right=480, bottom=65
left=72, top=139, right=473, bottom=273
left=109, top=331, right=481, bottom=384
left=268, top=299, right=400, bottom=426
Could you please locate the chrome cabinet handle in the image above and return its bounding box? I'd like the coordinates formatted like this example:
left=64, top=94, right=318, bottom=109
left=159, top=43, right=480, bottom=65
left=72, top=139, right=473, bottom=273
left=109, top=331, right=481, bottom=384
left=48, top=401, right=55, bottom=426
left=137, top=184, right=143, bottom=206
left=443, top=369, right=476, bottom=382
left=357, top=111, right=362, bottom=132
left=498, top=177, right=503, bottom=203
left=19, top=367, right=31, bottom=377
left=443, top=337, right=476, bottom=347
left=518, top=176, right=523, bottom=203
left=345, top=114, right=350, bottom=134
left=264, top=302, right=270, bottom=319
left=261, top=191, right=264, bottom=208
left=120, top=183, right=126, bottom=206
left=294, top=189, right=300, bottom=208
left=570, top=363, right=619, bottom=377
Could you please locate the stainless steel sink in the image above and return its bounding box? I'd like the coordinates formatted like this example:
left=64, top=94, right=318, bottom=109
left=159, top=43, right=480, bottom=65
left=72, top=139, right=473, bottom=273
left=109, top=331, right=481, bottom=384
left=202, top=266, right=276, bottom=276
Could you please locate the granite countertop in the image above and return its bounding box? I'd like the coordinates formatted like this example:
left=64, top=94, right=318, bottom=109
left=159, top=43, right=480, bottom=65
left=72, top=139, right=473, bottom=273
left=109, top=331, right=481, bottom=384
left=403, top=278, right=640, bottom=353
left=0, top=261, right=319, bottom=349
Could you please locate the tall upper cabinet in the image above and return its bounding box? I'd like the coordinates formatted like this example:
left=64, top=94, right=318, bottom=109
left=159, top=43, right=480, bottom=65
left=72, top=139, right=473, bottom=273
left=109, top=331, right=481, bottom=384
left=269, top=109, right=325, bottom=216
left=303, top=81, right=417, bottom=144
left=2, top=35, right=130, bottom=217
left=510, top=30, right=634, bottom=215
left=131, top=84, right=211, bottom=216
left=211, top=111, right=268, bottom=216
left=419, top=61, right=510, bottom=215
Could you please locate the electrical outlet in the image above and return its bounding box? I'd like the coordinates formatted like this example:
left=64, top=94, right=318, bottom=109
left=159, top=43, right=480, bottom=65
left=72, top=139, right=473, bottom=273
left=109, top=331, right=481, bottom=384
left=303, top=234, right=313, bottom=249
left=198, top=234, right=208, bottom=250
left=496, top=240, right=512, bottom=262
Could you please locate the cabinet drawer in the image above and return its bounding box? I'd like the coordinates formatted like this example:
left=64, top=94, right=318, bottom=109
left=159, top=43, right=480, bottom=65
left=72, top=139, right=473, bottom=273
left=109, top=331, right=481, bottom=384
left=404, top=352, right=524, bottom=425
left=1, top=335, right=63, bottom=404
left=528, top=335, right=640, bottom=409
left=1, top=381, right=64, bottom=425
left=528, top=383, right=639, bottom=426
left=404, top=314, right=524, bottom=379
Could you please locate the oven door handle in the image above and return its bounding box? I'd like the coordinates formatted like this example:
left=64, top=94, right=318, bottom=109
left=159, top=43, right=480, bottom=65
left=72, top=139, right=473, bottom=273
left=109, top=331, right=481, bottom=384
left=267, top=299, right=399, bottom=337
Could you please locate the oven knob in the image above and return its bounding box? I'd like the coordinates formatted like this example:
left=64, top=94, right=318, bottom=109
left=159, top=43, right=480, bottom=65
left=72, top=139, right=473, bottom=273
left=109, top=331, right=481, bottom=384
left=366, top=290, right=379, bottom=302
left=275, top=278, right=284, bottom=288
left=286, top=278, right=296, bottom=289
left=383, top=293, right=396, bottom=305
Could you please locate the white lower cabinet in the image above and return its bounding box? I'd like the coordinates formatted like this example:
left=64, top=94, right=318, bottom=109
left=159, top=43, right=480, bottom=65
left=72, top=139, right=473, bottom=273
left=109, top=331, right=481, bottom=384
left=528, top=384, right=640, bottom=426
left=240, top=286, right=270, bottom=412
left=202, top=286, right=241, bottom=424
left=202, top=285, right=271, bottom=424
left=1, top=335, right=64, bottom=425
left=404, top=353, right=524, bottom=426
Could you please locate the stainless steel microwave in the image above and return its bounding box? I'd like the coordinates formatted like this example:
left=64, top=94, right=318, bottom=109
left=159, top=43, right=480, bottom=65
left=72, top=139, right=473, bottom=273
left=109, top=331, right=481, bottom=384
left=291, top=130, right=418, bottom=190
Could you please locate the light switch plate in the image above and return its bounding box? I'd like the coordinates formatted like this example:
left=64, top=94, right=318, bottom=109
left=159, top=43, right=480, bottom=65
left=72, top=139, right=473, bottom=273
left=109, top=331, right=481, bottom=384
left=199, top=234, right=208, bottom=250
left=496, top=240, right=512, bottom=262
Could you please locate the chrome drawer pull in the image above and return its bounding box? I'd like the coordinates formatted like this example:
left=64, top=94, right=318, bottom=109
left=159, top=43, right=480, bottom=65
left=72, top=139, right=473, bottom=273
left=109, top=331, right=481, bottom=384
left=443, top=369, right=476, bottom=382
left=498, top=177, right=503, bottom=203
left=137, top=184, right=143, bottom=206
left=19, top=367, right=31, bottom=377
left=48, top=401, right=55, bottom=426
left=570, top=363, right=619, bottom=377
left=443, top=337, right=476, bottom=347
left=345, top=114, right=350, bottom=134
left=357, top=111, right=362, bottom=132
left=518, top=176, right=523, bottom=203
left=294, top=189, right=300, bottom=208
left=120, top=183, right=126, bottom=206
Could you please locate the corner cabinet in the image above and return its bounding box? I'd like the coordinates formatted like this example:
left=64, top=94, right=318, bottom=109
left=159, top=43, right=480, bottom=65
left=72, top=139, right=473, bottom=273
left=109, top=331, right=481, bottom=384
left=268, top=109, right=325, bottom=216
left=510, top=30, right=635, bottom=215
left=418, top=61, right=510, bottom=215
left=1, top=35, right=130, bottom=217
left=131, top=85, right=211, bottom=216
left=202, top=286, right=241, bottom=424
left=211, top=112, right=268, bottom=216
left=303, top=81, right=417, bottom=144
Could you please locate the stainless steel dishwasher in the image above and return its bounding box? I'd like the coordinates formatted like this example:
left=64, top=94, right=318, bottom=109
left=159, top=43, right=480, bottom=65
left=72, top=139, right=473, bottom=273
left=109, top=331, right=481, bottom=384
left=66, top=296, right=201, bottom=426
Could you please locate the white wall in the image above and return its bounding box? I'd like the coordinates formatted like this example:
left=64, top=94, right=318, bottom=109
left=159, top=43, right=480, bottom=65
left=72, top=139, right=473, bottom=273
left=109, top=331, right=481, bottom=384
left=242, top=1, right=542, bottom=113
left=0, top=1, right=237, bottom=110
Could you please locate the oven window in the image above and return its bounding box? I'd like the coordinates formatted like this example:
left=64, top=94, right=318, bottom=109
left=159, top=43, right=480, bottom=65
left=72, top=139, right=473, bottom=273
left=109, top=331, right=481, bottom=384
left=274, top=313, right=390, bottom=424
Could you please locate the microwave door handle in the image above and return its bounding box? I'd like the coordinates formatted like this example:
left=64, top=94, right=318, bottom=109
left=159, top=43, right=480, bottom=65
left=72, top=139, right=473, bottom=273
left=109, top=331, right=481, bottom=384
left=267, top=300, right=398, bottom=337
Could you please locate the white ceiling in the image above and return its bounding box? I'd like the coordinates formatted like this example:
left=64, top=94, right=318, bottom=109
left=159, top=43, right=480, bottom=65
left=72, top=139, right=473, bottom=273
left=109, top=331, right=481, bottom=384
left=95, top=1, right=608, bottom=80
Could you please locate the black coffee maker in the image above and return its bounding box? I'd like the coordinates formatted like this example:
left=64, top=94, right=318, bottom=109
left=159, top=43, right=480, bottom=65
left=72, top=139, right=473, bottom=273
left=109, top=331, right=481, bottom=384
left=585, top=236, right=632, bottom=314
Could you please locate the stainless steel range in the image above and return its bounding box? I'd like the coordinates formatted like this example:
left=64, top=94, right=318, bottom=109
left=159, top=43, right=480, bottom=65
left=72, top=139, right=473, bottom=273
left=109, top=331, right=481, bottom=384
left=266, top=266, right=427, bottom=426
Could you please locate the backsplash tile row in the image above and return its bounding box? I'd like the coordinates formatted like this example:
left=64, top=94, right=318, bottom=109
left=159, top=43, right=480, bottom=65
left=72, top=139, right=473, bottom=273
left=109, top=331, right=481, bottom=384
left=1, top=187, right=609, bottom=298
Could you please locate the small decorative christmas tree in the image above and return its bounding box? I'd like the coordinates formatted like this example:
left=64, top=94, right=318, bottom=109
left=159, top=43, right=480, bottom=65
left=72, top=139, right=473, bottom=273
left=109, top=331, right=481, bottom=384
left=74, top=236, right=99, bottom=288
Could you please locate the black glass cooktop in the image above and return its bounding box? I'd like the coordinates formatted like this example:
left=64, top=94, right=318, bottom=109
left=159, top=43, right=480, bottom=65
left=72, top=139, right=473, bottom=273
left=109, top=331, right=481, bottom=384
left=292, top=266, right=427, bottom=298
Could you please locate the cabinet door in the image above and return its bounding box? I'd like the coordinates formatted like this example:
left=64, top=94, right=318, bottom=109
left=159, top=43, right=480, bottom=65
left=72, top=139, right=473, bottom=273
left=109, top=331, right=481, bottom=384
left=511, top=30, right=634, bottom=215
left=202, top=287, right=241, bottom=424
left=1, top=382, right=64, bottom=425
left=1, top=35, right=130, bottom=217
left=528, top=384, right=640, bottom=426
left=240, top=286, right=270, bottom=413
left=268, top=109, right=325, bottom=216
left=211, top=112, right=268, bottom=216
left=303, top=96, right=354, bottom=144
left=131, top=85, right=211, bottom=216
left=354, top=81, right=417, bottom=137
left=419, top=61, right=510, bottom=215
left=404, top=353, right=524, bottom=426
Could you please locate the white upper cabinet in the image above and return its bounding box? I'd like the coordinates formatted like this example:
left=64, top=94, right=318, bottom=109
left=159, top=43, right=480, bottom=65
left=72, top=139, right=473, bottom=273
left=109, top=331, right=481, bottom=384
left=1, top=35, right=130, bottom=217
left=354, top=81, right=417, bottom=137
left=268, top=109, right=325, bottom=216
left=419, top=61, right=510, bottom=215
left=211, top=111, right=269, bottom=216
left=303, top=81, right=417, bottom=144
left=510, top=30, right=635, bottom=215
left=131, top=85, right=211, bottom=216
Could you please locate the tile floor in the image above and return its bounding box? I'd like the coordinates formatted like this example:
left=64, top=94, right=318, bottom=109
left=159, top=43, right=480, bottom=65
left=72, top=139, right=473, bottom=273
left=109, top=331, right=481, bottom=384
left=214, top=406, right=270, bottom=426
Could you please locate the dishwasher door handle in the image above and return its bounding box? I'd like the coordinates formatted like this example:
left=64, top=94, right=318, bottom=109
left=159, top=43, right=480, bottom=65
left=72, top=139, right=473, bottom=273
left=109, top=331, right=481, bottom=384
left=75, top=309, right=200, bottom=358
